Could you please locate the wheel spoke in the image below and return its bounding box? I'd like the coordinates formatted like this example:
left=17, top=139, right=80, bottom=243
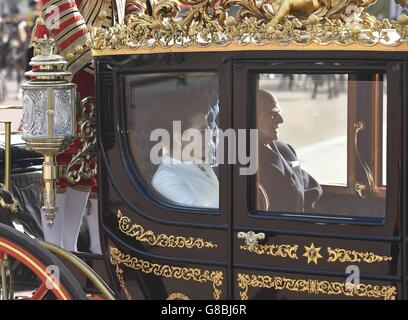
left=30, top=281, right=49, bottom=300
left=0, top=228, right=85, bottom=300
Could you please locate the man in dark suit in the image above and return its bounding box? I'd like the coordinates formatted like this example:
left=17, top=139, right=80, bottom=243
left=256, top=89, right=322, bottom=212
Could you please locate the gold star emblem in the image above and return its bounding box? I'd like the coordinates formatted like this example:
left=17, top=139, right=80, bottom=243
left=303, top=243, right=323, bottom=265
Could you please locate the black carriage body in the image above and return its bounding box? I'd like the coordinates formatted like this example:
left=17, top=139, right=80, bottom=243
left=95, top=49, right=408, bottom=300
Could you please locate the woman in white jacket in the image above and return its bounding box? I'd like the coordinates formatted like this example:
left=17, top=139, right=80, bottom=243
left=131, top=74, right=220, bottom=209
left=152, top=100, right=219, bottom=208
left=151, top=110, right=219, bottom=209
left=152, top=154, right=219, bottom=208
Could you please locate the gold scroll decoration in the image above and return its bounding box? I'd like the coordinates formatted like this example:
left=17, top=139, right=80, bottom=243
left=239, top=241, right=392, bottom=266
left=65, top=97, right=97, bottom=185
left=167, top=292, right=190, bottom=300
left=110, top=246, right=224, bottom=300
left=327, top=247, right=393, bottom=264
left=89, top=0, right=408, bottom=52
left=116, top=210, right=218, bottom=249
left=237, top=273, right=397, bottom=300
left=110, top=259, right=132, bottom=300
left=240, top=244, right=298, bottom=260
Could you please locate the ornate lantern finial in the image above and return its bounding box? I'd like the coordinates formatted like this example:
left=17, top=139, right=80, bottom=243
left=22, top=36, right=77, bottom=227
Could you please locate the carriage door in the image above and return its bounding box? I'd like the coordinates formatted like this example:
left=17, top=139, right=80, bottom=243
left=232, top=59, right=403, bottom=300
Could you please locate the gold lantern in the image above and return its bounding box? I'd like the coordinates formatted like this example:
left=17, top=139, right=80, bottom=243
left=22, top=37, right=77, bottom=227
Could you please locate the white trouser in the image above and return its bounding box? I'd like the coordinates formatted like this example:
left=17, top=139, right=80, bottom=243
left=41, top=187, right=101, bottom=254
left=86, top=197, right=102, bottom=254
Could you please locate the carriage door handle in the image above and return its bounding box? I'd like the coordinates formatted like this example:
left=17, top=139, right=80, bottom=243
left=237, top=231, right=265, bottom=248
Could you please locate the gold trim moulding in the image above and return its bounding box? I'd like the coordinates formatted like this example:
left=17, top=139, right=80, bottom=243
left=116, top=209, right=218, bottom=249
left=237, top=273, right=397, bottom=300
left=91, top=42, right=408, bottom=56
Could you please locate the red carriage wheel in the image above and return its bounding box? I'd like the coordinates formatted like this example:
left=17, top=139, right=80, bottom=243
left=0, top=223, right=86, bottom=300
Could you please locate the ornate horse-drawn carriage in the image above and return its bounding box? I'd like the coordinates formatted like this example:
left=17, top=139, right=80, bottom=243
left=1, top=0, right=408, bottom=300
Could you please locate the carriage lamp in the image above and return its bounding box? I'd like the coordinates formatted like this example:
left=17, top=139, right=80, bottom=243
left=22, top=37, right=76, bottom=227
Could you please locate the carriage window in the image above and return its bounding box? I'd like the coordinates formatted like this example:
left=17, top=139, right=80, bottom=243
left=255, top=73, right=387, bottom=219
left=125, top=72, right=220, bottom=210
left=258, top=74, right=348, bottom=186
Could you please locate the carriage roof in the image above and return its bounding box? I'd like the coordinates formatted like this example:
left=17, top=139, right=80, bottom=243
left=90, top=0, right=408, bottom=56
